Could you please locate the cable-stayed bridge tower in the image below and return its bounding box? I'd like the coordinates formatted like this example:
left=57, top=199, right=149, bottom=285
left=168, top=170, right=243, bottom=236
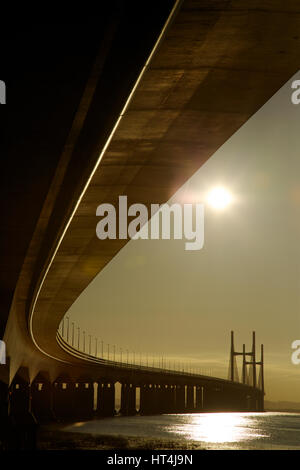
left=229, top=331, right=264, bottom=411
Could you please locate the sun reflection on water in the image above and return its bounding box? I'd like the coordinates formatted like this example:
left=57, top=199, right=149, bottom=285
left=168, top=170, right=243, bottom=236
left=172, top=413, right=266, bottom=444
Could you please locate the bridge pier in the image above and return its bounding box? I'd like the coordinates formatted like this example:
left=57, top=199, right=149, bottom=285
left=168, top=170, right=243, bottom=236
left=9, top=373, right=30, bottom=416
left=166, top=385, right=176, bottom=413
left=203, top=386, right=222, bottom=412
left=195, top=385, right=203, bottom=411
left=230, top=389, right=249, bottom=411
left=140, top=384, right=156, bottom=415
left=120, top=383, right=136, bottom=416
left=0, top=379, right=9, bottom=448
left=73, top=379, right=94, bottom=420
left=7, top=369, right=38, bottom=450
left=52, top=376, right=78, bottom=420
left=159, top=384, right=176, bottom=413
left=175, top=384, right=186, bottom=413
left=31, top=376, right=53, bottom=423
left=96, top=382, right=115, bottom=417
left=186, top=385, right=194, bottom=412
left=246, top=391, right=264, bottom=412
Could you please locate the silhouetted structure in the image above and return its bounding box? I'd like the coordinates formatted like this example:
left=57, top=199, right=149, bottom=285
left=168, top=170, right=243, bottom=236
left=229, top=331, right=264, bottom=411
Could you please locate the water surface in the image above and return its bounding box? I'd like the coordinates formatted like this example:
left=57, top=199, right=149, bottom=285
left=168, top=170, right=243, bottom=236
left=64, top=412, right=300, bottom=449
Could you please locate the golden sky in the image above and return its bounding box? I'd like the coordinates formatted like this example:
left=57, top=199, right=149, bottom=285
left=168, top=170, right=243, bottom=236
left=66, top=72, right=300, bottom=403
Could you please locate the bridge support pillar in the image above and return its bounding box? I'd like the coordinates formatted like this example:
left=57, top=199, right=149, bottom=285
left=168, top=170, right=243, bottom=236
left=31, top=379, right=53, bottom=423
left=195, top=386, right=203, bottom=411
left=0, top=379, right=9, bottom=448
left=246, top=391, right=263, bottom=412
left=159, top=384, right=175, bottom=413
left=9, top=377, right=30, bottom=416
left=186, top=385, right=194, bottom=412
left=259, top=391, right=265, bottom=412
left=97, top=382, right=115, bottom=417
left=167, top=385, right=176, bottom=413
left=175, top=385, right=185, bottom=413
left=52, top=378, right=77, bottom=420
left=120, top=383, right=136, bottom=416
left=203, top=386, right=222, bottom=412
left=140, top=384, right=158, bottom=415
left=73, top=380, right=94, bottom=420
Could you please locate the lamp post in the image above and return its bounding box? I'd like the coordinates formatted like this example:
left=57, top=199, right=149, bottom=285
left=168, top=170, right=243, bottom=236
left=66, top=317, right=70, bottom=343
left=71, top=322, right=74, bottom=347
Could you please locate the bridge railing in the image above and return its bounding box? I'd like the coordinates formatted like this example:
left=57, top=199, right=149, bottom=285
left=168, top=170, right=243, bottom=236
left=56, top=317, right=216, bottom=379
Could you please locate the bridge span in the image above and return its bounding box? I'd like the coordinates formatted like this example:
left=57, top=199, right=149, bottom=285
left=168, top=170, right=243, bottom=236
left=6, top=330, right=264, bottom=424
left=1, top=0, right=298, bottom=433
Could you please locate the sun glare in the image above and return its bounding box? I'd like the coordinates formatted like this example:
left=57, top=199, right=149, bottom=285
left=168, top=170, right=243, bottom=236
left=206, top=187, right=232, bottom=209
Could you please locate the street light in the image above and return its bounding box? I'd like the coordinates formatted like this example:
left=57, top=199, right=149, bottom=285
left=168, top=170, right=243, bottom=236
left=66, top=316, right=70, bottom=343
left=71, top=322, right=74, bottom=347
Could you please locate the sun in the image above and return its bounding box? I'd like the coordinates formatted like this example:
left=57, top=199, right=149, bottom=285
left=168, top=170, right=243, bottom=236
left=206, top=187, right=232, bottom=209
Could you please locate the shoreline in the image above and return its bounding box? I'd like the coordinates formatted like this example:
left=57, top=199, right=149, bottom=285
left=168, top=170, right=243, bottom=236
left=37, top=426, right=205, bottom=451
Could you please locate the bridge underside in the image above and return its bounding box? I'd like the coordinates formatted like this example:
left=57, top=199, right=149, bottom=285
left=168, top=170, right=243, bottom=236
left=1, top=0, right=298, bottom=428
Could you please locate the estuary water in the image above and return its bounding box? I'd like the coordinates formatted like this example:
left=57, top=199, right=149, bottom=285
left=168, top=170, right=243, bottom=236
left=63, top=412, right=300, bottom=450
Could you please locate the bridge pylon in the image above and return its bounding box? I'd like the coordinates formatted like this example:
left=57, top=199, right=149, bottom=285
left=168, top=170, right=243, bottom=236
left=229, top=331, right=264, bottom=411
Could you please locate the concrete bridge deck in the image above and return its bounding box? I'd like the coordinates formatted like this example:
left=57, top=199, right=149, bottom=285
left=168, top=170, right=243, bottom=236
left=2, top=0, right=299, bottom=422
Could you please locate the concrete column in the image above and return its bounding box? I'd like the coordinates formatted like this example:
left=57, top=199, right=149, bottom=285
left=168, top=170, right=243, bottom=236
left=120, top=383, right=136, bottom=416
left=0, top=380, right=8, bottom=412
left=52, top=380, right=76, bottom=420
left=166, top=385, right=176, bottom=413
left=186, top=385, right=194, bottom=412
left=140, top=384, right=155, bottom=415
left=160, top=385, right=176, bottom=413
left=246, top=391, right=261, bottom=412
left=259, top=391, right=265, bottom=412
left=195, top=386, right=203, bottom=411
left=9, top=379, right=30, bottom=416
left=31, top=380, right=53, bottom=423
left=140, top=384, right=163, bottom=415
left=73, top=381, right=94, bottom=420
left=175, top=384, right=185, bottom=413
left=97, top=382, right=115, bottom=417
left=154, top=384, right=164, bottom=414
left=0, top=380, right=9, bottom=448
left=159, top=385, right=168, bottom=413
left=203, top=386, right=221, bottom=411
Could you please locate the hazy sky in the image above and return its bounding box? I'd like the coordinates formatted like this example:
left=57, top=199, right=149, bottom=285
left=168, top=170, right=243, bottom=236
left=66, top=72, right=300, bottom=402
